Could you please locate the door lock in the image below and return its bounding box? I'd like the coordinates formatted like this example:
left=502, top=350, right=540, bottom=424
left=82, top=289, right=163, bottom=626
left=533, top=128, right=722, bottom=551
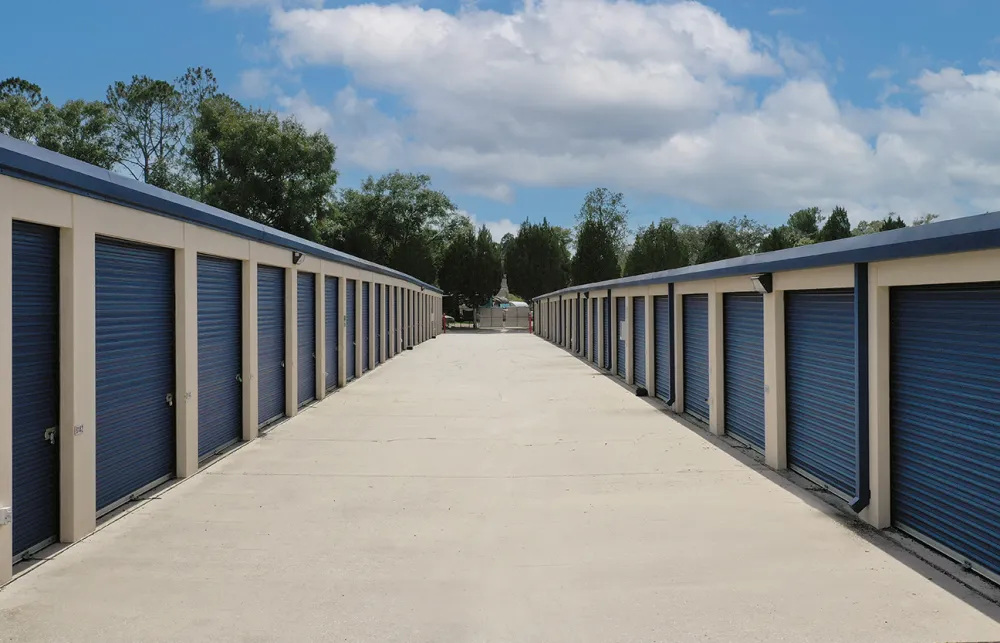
left=44, top=427, right=57, bottom=445
left=166, top=393, right=174, bottom=407
left=236, top=374, right=243, bottom=383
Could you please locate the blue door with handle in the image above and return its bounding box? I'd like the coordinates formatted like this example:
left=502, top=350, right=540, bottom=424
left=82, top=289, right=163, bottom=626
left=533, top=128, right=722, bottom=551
left=257, top=265, right=285, bottom=427
left=325, top=276, right=339, bottom=391
left=683, top=294, right=709, bottom=422
left=197, top=254, right=242, bottom=460
left=297, top=272, right=316, bottom=406
left=11, top=222, right=60, bottom=559
left=723, top=292, right=765, bottom=451
left=346, top=280, right=357, bottom=380
left=95, top=237, right=176, bottom=515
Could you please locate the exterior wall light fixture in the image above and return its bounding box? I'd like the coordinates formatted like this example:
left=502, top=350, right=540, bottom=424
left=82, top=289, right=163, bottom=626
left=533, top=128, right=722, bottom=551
left=750, top=273, right=773, bottom=294
left=292, top=251, right=305, bottom=265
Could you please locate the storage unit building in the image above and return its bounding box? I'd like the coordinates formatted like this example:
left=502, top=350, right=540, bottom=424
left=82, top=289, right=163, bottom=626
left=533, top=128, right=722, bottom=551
left=11, top=222, right=60, bottom=560
left=95, top=238, right=176, bottom=515
left=257, top=265, right=286, bottom=428
left=297, top=272, right=316, bottom=407
left=683, top=294, right=709, bottom=422
left=723, top=292, right=765, bottom=451
left=0, top=134, right=444, bottom=583
left=197, top=255, right=243, bottom=461
left=528, top=201, right=1000, bottom=588
left=785, top=289, right=856, bottom=497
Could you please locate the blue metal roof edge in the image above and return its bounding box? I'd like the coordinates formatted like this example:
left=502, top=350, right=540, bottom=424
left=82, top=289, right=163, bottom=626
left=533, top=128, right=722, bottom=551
left=0, top=134, right=443, bottom=294
left=533, top=209, right=1000, bottom=301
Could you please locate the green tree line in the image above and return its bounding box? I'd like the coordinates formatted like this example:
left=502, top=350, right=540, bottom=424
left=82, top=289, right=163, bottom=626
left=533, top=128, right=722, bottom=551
left=0, top=69, right=507, bottom=317
left=0, top=70, right=944, bottom=311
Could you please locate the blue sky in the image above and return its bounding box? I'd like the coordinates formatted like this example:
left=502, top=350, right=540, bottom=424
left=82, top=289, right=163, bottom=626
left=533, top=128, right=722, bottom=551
left=5, top=0, right=1000, bottom=239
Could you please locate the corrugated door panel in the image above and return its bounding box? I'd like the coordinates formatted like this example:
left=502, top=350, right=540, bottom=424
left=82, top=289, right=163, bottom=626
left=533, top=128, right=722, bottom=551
left=197, top=255, right=242, bottom=460
left=560, top=298, right=564, bottom=345
left=576, top=297, right=582, bottom=353
left=683, top=294, right=709, bottom=422
left=785, top=289, right=856, bottom=496
left=362, top=282, right=371, bottom=372
left=654, top=296, right=670, bottom=403
left=616, top=297, right=626, bottom=377
left=891, top=285, right=1000, bottom=580
left=723, top=293, right=765, bottom=451
left=592, top=299, right=598, bottom=364
left=297, top=272, right=316, bottom=406
left=603, top=298, right=611, bottom=369
left=11, top=222, right=59, bottom=558
left=375, top=285, right=382, bottom=364
left=583, top=297, right=589, bottom=357
left=257, top=265, right=285, bottom=427
left=95, top=237, right=175, bottom=514
left=633, top=297, right=646, bottom=387
left=393, top=287, right=399, bottom=349
left=346, top=280, right=357, bottom=380
left=325, top=276, right=339, bottom=391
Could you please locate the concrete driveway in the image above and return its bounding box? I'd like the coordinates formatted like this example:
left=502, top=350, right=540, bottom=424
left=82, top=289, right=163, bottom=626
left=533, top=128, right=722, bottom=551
left=2, top=332, right=1000, bottom=642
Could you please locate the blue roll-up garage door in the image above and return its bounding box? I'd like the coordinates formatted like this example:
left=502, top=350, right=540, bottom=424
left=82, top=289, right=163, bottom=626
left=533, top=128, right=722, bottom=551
left=393, top=287, right=399, bottom=351
left=375, top=285, right=382, bottom=365
left=616, top=297, right=626, bottom=377
left=785, top=289, right=855, bottom=497
left=591, top=298, right=598, bottom=364
left=96, top=237, right=175, bottom=515
left=362, top=282, right=371, bottom=372
left=654, top=295, right=670, bottom=404
left=576, top=296, right=582, bottom=354
left=257, top=265, right=285, bottom=428
left=633, top=297, right=646, bottom=387
left=12, top=222, right=59, bottom=559
left=297, top=272, right=316, bottom=406
left=723, top=293, right=765, bottom=451
left=582, top=297, right=588, bottom=358
left=891, top=285, right=1000, bottom=581
left=559, top=298, right=564, bottom=345
left=603, top=298, right=611, bottom=369
left=346, top=280, right=357, bottom=380
left=325, top=276, right=339, bottom=391
left=197, top=255, right=242, bottom=461
left=683, top=294, right=709, bottom=422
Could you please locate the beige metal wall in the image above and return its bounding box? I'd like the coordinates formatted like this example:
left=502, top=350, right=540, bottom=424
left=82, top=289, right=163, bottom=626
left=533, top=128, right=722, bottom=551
left=0, top=174, right=442, bottom=583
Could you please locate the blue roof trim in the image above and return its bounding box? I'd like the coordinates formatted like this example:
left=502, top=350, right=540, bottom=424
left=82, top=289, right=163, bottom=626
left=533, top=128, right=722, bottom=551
left=0, top=134, right=442, bottom=294
left=534, top=210, right=1000, bottom=300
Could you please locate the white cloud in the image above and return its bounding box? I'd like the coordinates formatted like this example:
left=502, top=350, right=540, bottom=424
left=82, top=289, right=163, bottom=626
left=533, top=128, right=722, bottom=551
left=253, top=0, right=1000, bottom=221
left=206, top=0, right=320, bottom=9
left=868, top=66, right=895, bottom=80
left=461, top=210, right=521, bottom=242
left=276, top=90, right=333, bottom=132
left=238, top=68, right=277, bottom=99
left=768, top=7, right=805, bottom=16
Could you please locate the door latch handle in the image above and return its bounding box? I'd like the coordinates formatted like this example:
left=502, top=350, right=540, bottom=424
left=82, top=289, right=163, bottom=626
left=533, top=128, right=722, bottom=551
left=44, top=427, right=57, bottom=445
left=236, top=374, right=243, bottom=383
left=166, top=393, right=174, bottom=407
